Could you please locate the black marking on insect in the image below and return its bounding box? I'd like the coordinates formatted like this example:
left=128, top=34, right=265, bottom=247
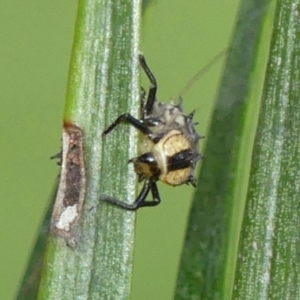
left=51, top=122, right=86, bottom=247
left=101, top=55, right=203, bottom=210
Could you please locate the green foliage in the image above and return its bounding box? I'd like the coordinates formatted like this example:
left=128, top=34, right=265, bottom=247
left=176, top=0, right=300, bottom=299
left=15, top=0, right=300, bottom=299
left=21, top=0, right=141, bottom=299
left=234, top=0, right=300, bottom=298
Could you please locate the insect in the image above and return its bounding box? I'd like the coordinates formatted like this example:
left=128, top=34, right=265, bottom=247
left=101, top=54, right=202, bottom=210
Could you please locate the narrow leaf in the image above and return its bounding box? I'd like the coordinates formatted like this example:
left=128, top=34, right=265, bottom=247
left=30, top=1, right=142, bottom=299
left=175, top=0, right=276, bottom=299
left=233, top=0, right=300, bottom=298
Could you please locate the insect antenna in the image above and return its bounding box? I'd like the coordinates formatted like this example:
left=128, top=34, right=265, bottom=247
left=178, top=49, right=227, bottom=97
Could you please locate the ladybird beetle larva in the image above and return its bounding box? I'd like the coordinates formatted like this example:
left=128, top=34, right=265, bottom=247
left=101, top=55, right=203, bottom=210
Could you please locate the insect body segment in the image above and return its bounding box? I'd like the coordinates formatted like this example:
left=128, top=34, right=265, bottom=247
left=101, top=55, right=202, bottom=210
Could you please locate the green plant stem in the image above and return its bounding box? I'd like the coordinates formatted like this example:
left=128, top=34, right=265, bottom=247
left=36, top=0, right=141, bottom=299
left=175, top=0, right=275, bottom=299
left=233, top=0, right=300, bottom=298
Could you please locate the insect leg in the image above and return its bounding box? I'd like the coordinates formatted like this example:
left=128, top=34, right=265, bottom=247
left=101, top=179, right=152, bottom=210
left=139, top=181, right=161, bottom=208
left=140, top=87, right=146, bottom=119
left=102, top=113, right=153, bottom=137
left=139, top=54, right=157, bottom=115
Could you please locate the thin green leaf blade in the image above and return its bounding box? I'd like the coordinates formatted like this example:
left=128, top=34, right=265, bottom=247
left=175, top=0, right=276, bottom=299
left=36, top=0, right=141, bottom=299
left=233, top=0, right=300, bottom=298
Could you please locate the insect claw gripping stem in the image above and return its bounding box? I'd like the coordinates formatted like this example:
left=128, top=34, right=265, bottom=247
left=102, top=113, right=154, bottom=137
left=101, top=179, right=160, bottom=210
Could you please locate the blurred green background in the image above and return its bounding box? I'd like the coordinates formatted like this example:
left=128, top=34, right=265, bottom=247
left=0, top=1, right=239, bottom=299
